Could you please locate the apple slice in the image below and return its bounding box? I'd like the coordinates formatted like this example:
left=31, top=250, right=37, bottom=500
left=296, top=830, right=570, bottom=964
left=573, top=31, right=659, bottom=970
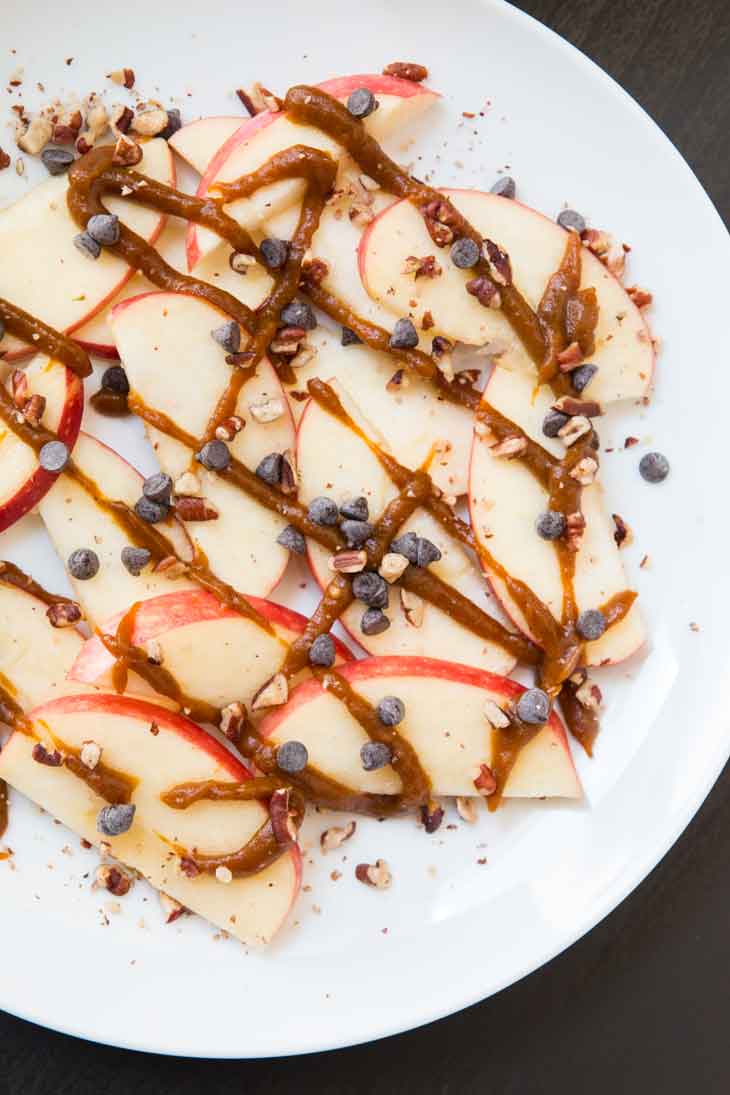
left=469, top=366, right=645, bottom=666
left=0, top=354, right=84, bottom=533
left=260, top=655, right=581, bottom=799
left=0, top=140, right=175, bottom=361
left=359, top=189, right=654, bottom=404
left=70, top=588, right=353, bottom=711
left=296, top=383, right=515, bottom=675
left=287, top=326, right=473, bottom=495
left=39, top=431, right=197, bottom=625
left=187, top=74, right=439, bottom=269
left=0, top=693, right=300, bottom=944
left=111, top=290, right=294, bottom=598
left=169, top=116, right=242, bottom=175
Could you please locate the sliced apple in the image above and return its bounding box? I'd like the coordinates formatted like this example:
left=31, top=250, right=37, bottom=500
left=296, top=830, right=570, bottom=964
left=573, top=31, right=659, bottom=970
left=188, top=74, right=439, bottom=269
left=0, top=140, right=175, bottom=361
left=69, top=588, right=353, bottom=710
left=260, top=655, right=580, bottom=799
left=111, top=290, right=294, bottom=598
left=359, top=189, right=654, bottom=404
left=296, top=385, right=515, bottom=675
left=0, top=693, right=300, bottom=944
left=38, top=431, right=197, bottom=625
left=169, top=116, right=242, bottom=175
left=0, top=354, right=84, bottom=533
left=469, top=365, right=645, bottom=665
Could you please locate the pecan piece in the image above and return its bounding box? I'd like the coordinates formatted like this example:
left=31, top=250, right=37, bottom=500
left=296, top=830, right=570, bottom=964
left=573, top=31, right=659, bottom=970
left=175, top=496, right=219, bottom=522
left=551, top=395, right=603, bottom=419
left=32, top=743, right=62, bottom=767
left=473, top=764, right=497, bottom=797
left=159, top=892, right=187, bottom=923
left=557, top=415, right=591, bottom=446
left=21, top=394, right=46, bottom=428
left=107, top=68, right=135, bottom=89
left=320, top=820, right=356, bottom=852
left=251, top=672, right=288, bottom=711
left=419, top=800, right=444, bottom=834
left=112, top=134, right=142, bottom=166
left=46, top=601, right=82, bottom=628
left=612, top=513, right=632, bottom=548
left=490, top=435, right=527, bottom=458
left=565, top=512, right=586, bottom=552
left=400, top=587, right=424, bottom=628
left=96, top=864, right=133, bottom=896
left=556, top=341, right=583, bottom=370
left=482, top=239, right=512, bottom=286
left=220, top=701, right=247, bottom=745
left=355, top=859, right=392, bottom=889
left=466, top=276, right=501, bottom=309
left=382, top=61, right=429, bottom=82
left=329, top=550, right=367, bottom=574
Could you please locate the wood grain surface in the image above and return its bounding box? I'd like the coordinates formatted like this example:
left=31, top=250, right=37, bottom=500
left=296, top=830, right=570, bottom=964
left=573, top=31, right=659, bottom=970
left=1, top=1, right=729, bottom=1089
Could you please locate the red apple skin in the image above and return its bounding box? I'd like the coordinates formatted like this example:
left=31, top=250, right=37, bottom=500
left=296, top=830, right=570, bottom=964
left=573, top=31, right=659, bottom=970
left=0, top=366, right=84, bottom=534
left=186, top=74, right=440, bottom=270
left=69, top=587, right=354, bottom=685
left=9, top=690, right=302, bottom=901
left=258, top=653, right=575, bottom=769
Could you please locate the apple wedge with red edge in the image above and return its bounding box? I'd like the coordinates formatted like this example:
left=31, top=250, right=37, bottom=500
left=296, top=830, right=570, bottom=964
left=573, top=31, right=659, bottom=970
left=0, top=693, right=301, bottom=944
left=359, top=188, right=655, bottom=405
left=469, top=365, right=645, bottom=666
left=0, top=354, right=83, bottom=534
left=187, top=74, right=440, bottom=269
left=296, top=381, right=516, bottom=676
left=39, top=431, right=197, bottom=625
left=69, top=588, right=353, bottom=711
left=260, top=655, right=581, bottom=799
left=110, top=290, right=294, bottom=598
left=0, top=139, right=175, bottom=363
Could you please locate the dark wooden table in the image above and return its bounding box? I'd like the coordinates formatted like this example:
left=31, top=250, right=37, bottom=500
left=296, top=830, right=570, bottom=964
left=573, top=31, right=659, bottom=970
left=2, top=1, right=729, bottom=1089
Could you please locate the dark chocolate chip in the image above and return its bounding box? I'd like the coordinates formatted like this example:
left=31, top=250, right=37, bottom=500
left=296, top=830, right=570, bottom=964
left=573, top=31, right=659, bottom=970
left=516, top=688, right=550, bottom=725
left=557, top=209, right=586, bottom=234
left=571, top=364, right=598, bottom=393
left=639, top=451, right=670, bottom=483
left=352, top=571, right=389, bottom=609
left=134, top=496, right=169, bottom=524
left=360, top=741, right=393, bottom=771
left=339, top=496, right=369, bottom=521
left=389, top=317, right=419, bottom=350
left=347, top=87, right=378, bottom=118
left=341, top=326, right=362, bottom=346
left=142, top=472, right=173, bottom=506
left=39, top=440, right=69, bottom=473
left=276, top=524, right=306, bottom=555
left=73, top=231, right=101, bottom=260
left=86, top=213, right=120, bottom=246
left=490, top=175, right=516, bottom=199
left=542, top=409, right=569, bottom=438
left=450, top=236, right=480, bottom=269
left=255, top=452, right=283, bottom=485
left=576, top=609, right=607, bottom=641
left=389, top=531, right=419, bottom=565
left=280, top=299, right=316, bottom=330
left=41, top=146, right=75, bottom=175
left=260, top=238, right=289, bottom=270
left=97, top=803, right=136, bottom=837
left=415, top=537, right=442, bottom=567
left=101, top=365, right=129, bottom=395
left=211, top=320, right=241, bottom=354
left=360, top=608, right=390, bottom=636
left=376, top=695, right=405, bottom=726
left=68, top=548, right=100, bottom=581
left=341, top=519, right=374, bottom=547
left=121, top=546, right=152, bottom=576
left=159, top=108, right=182, bottom=140
left=276, top=740, right=308, bottom=773
left=309, top=634, right=336, bottom=668
left=196, top=439, right=231, bottom=471
left=308, top=496, right=339, bottom=526
left=536, top=510, right=566, bottom=541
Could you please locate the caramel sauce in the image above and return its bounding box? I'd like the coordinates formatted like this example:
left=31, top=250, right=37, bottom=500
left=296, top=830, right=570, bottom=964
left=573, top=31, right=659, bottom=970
left=0, top=297, right=91, bottom=378
left=63, top=749, right=137, bottom=805
left=0, top=559, right=76, bottom=611
left=89, top=387, right=130, bottom=417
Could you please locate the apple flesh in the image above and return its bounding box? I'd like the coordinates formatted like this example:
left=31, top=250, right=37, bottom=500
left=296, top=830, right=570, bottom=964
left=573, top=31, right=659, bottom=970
left=296, top=384, right=516, bottom=676
left=39, top=431, right=197, bottom=625
left=469, top=365, right=645, bottom=666
left=169, top=116, right=242, bottom=175
left=69, top=588, right=353, bottom=711
left=187, top=74, right=439, bottom=269
left=260, top=655, right=581, bottom=799
left=0, top=354, right=84, bottom=533
left=0, top=692, right=300, bottom=944
left=111, top=290, right=294, bottom=598
left=359, top=188, right=654, bottom=405
left=0, top=139, right=175, bottom=361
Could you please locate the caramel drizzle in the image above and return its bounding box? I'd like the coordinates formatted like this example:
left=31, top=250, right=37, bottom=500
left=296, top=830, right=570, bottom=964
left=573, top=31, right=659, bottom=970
left=0, top=297, right=91, bottom=378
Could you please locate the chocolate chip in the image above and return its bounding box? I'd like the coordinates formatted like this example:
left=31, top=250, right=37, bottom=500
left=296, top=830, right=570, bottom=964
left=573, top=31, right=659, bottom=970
left=159, top=108, right=182, bottom=140
left=142, top=472, right=173, bottom=506
left=352, top=571, right=389, bottom=609
left=377, top=695, right=405, bottom=726
left=309, top=634, right=336, bottom=668
left=542, top=410, right=569, bottom=438
left=39, top=440, right=69, bottom=473
left=101, top=365, right=129, bottom=395
left=86, top=213, right=120, bottom=246
left=450, top=237, right=480, bottom=269
left=389, top=317, right=419, bottom=350
left=256, top=452, right=283, bottom=485
left=516, top=688, right=550, bottom=725
left=134, top=496, right=169, bottom=524
left=280, top=299, right=316, bottom=330
left=576, top=609, right=607, bottom=641
left=347, top=87, right=378, bottom=118
left=639, top=451, right=670, bottom=483
left=211, top=320, right=241, bottom=354
left=308, top=496, right=339, bottom=526
left=415, top=537, right=441, bottom=567
left=196, top=439, right=231, bottom=471
left=276, top=740, right=308, bottom=773
left=341, top=519, right=374, bottom=547
left=389, top=531, right=419, bottom=565
left=341, top=326, right=361, bottom=346
left=490, top=175, right=516, bottom=199
left=260, top=238, right=289, bottom=270
left=121, top=546, right=152, bottom=576
left=73, top=231, right=101, bottom=260
left=97, top=803, right=136, bottom=837
left=41, top=146, right=75, bottom=175
left=276, top=524, right=306, bottom=554
left=68, top=548, right=99, bottom=581
left=340, top=496, right=369, bottom=521
left=360, top=741, right=392, bottom=771
left=557, top=209, right=586, bottom=234
left=536, top=510, right=566, bottom=541
left=571, top=364, right=598, bottom=393
left=359, top=606, right=388, bottom=635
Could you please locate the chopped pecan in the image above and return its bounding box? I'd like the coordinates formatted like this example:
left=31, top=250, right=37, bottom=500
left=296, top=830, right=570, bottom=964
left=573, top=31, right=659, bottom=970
left=483, top=699, right=510, bottom=729
left=466, top=276, right=501, bottom=309
left=0, top=148, right=10, bottom=171
left=490, top=435, right=527, bottom=459
left=557, top=415, right=591, bottom=446
left=400, top=587, right=424, bottom=628
left=21, top=394, right=46, bottom=428
left=159, top=892, right=187, bottom=923
left=96, top=864, right=133, bottom=896
left=386, top=369, right=410, bottom=392
left=569, top=457, right=599, bottom=485
left=320, top=820, right=356, bottom=852
left=624, top=436, right=639, bottom=449
left=11, top=370, right=28, bottom=409
left=173, top=471, right=201, bottom=496
left=565, top=512, right=586, bottom=552
left=379, top=552, right=409, bottom=583
left=421, top=310, right=435, bottom=330
left=175, top=496, right=219, bottom=522
left=473, top=764, right=497, bottom=797
left=482, top=239, right=512, bottom=286
left=110, top=104, right=134, bottom=136
left=251, top=672, right=288, bottom=711
left=575, top=676, right=602, bottom=711
left=32, top=743, right=62, bottom=767
left=456, top=796, right=479, bottom=823
left=419, top=800, right=444, bottom=833
left=236, top=82, right=281, bottom=115
left=131, top=108, right=168, bottom=138
left=220, top=701, right=246, bottom=745
left=107, top=68, right=135, bottom=89
left=382, top=61, right=429, bottom=82
left=329, top=550, right=367, bottom=573
left=552, top=395, right=603, bottom=418
left=301, top=258, right=329, bottom=286
left=355, top=859, right=392, bottom=889
left=215, top=415, right=244, bottom=442
left=17, top=115, right=53, bottom=155
left=557, top=341, right=583, bottom=370
left=612, top=513, right=632, bottom=548
left=80, top=740, right=102, bottom=770
left=179, top=857, right=200, bottom=879
left=154, top=555, right=188, bottom=580
left=425, top=218, right=454, bottom=247
left=46, top=602, right=82, bottom=629
left=112, top=134, right=142, bottom=166
left=627, top=285, right=653, bottom=309
left=402, top=254, right=441, bottom=279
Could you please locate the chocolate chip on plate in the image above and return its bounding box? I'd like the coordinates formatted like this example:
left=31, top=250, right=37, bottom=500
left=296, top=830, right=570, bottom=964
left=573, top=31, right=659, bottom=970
left=571, top=364, right=598, bottom=393
left=450, top=237, right=480, bottom=269
left=309, top=634, right=336, bottom=668
left=41, top=146, right=75, bottom=176
left=340, top=496, right=369, bottom=521
left=276, top=740, right=309, bottom=773
left=542, top=409, right=569, bottom=438
left=134, top=496, right=169, bottom=524
left=516, top=688, right=550, bottom=725
left=73, top=231, right=101, bottom=260
left=376, top=695, right=405, bottom=726
left=639, top=451, right=670, bottom=483
left=536, top=510, right=566, bottom=541
left=260, top=238, right=289, bottom=270
left=68, top=548, right=100, bottom=581
left=389, top=531, right=419, bottom=565
left=360, top=741, right=393, bottom=771
left=490, top=175, right=516, bottom=199
left=39, top=440, right=69, bottom=473
left=389, top=317, right=419, bottom=350
left=196, top=439, right=231, bottom=471
left=142, top=472, right=173, bottom=506
left=280, top=299, right=316, bottom=330
left=308, top=496, right=339, bottom=526
left=352, top=571, right=389, bottom=609
left=341, top=519, right=374, bottom=547
left=86, top=213, right=120, bottom=246
left=211, top=320, right=241, bottom=354
left=255, top=452, right=283, bottom=485
left=557, top=209, right=586, bottom=234
left=276, top=524, right=306, bottom=555
left=97, top=803, right=136, bottom=837
left=347, top=87, right=378, bottom=119
left=360, top=608, right=390, bottom=636
left=101, top=365, right=130, bottom=394
left=341, top=326, right=362, bottom=346
left=415, top=537, right=441, bottom=567
left=121, top=546, right=152, bottom=576
left=576, top=609, right=607, bottom=641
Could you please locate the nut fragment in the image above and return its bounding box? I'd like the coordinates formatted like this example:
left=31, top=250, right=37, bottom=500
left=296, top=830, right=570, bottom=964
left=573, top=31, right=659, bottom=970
left=95, top=863, right=133, bottom=896
left=419, top=800, right=444, bottom=833
left=10, top=369, right=28, bottom=409
left=328, top=550, right=367, bottom=574
left=575, top=677, right=603, bottom=711
left=17, top=115, right=53, bottom=155
left=220, top=701, right=246, bottom=745
left=154, top=555, right=188, bottom=580
left=355, top=859, right=392, bottom=889
left=110, top=104, right=134, bottom=136
left=215, top=866, right=233, bottom=884
left=112, top=134, right=142, bottom=166
left=175, top=496, right=219, bottom=522
left=482, top=239, right=512, bottom=286
left=320, top=819, right=357, bottom=853
left=386, top=368, right=410, bottom=393
left=466, top=276, right=501, bottom=309
left=569, top=456, right=599, bottom=485
left=159, top=892, right=187, bottom=924
left=107, top=68, right=135, bottom=89
left=490, top=435, right=527, bottom=459
left=456, top=796, right=479, bottom=823
left=382, top=61, right=429, bottom=82
left=21, top=394, right=46, bottom=428
left=379, top=552, right=409, bottom=583
left=400, top=587, right=424, bottom=628
left=565, top=512, right=586, bottom=552
left=144, top=639, right=163, bottom=666
left=627, top=285, right=653, bottom=309
left=483, top=698, right=511, bottom=729
left=173, top=471, right=202, bottom=496
left=248, top=395, right=285, bottom=423
left=251, top=672, right=289, bottom=711
left=131, top=108, right=168, bottom=137
left=612, top=513, right=632, bottom=548
left=551, top=395, right=603, bottom=418
left=214, top=415, right=245, bottom=441
left=229, top=250, right=257, bottom=273
left=32, top=743, right=62, bottom=767
left=235, top=82, right=282, bottom=115
left=557, top=415, right=591, bottom=446
left=46, top=601, right=82, bottom=629
left=80, top=740, right=102, bottom=770
left=473, top=763, right=497, bottom=797
left=557, top=341, right=583, bottom=370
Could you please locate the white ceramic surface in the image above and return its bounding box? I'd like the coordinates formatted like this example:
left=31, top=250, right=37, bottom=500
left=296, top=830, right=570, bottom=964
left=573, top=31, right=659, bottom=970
left=1, top=0, right=728, bottom=1058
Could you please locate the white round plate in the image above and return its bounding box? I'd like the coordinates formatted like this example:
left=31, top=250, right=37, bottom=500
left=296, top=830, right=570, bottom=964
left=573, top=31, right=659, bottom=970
left=1, top=0, right=728, bottom=1059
